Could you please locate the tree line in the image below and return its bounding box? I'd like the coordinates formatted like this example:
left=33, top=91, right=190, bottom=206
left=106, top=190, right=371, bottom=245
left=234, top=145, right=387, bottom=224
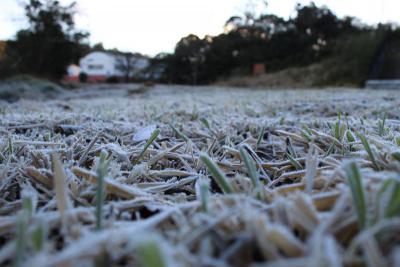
left=0, top=1, right=398, bottom=86
left=155, top=2, right=397, bottom=86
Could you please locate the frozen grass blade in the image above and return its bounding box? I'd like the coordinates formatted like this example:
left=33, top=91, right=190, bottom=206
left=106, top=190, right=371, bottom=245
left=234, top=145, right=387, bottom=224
left=31, top=219, right=46, bottom=252
left=8, top=137, right=13, bottom=155
left=136, top=128, right=160, bottom=163
left=375, top=179, right=400, bottom=222
left=332, top=112, right=346, bottom=142
left=239, top=147, right=260, bottom=187
left=325, top=141, right=335, bottom=157
left=239, top=146, right=264, bottom=199
left=300, top=124, right=312, bottom=141
left=200, top=117, right=217, bottom=136
left=305, top=145, right=318, bottom=194
left=392, top=152, right=400, bottom=162
left=195, top=177, right=210, bottom=212
left=51, top=153, right=71, bottom=221
left=200, top=153, right=234, bottom=194
left=285, top=152, right=302, bottom=170
left=13, top=212, right=28, bottom=267
left=377, top=112, right=387, bottom=136
left=200, top=117, right=211, bottom=131
left=346, top=129, right=356, bottom=143
left=344, top=161, right=367, bottom=229
left=256, top=126, right=266, bottom=148
left=13, top=194, right=33, bottom=267
left=21, top=195, right=33, bottom=218
left=334, top=120, right=340, bottom=141
left=78, top=131, right=102, bottom=166
left=95, top=150, right=110, bottom=230
left=396, top=136, right=400, bottom=147
left=286, top=137, right=297, bottom=158
left=357, top=133, right=380, bottom=170
left=301, top=123, right=312, bottom=136
left=169, top=123, right=189, bottom=142
left=346, top=129, right=356, bottom=151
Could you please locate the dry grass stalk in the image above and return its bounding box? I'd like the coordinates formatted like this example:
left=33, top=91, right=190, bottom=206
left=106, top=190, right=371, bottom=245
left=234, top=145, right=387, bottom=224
left=51, top=153, right=72, bottom=222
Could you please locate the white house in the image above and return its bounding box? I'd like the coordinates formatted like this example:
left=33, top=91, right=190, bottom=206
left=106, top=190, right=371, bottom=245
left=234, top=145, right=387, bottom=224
left=79, top=51, right=117, bottom=82
left=67, top=64, right=80, bottom=76
left=66, top=51, right=150, bottom=83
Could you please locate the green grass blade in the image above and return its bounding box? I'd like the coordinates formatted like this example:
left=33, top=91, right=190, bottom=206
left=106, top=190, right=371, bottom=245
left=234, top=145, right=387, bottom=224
left=334, top=121, right=340, bottom=140
left=8, top=137, right=13, bottom=154
left=256, top=126, right=266, bottom=148
left=299, top=123, right=313, bottom=141
left=285, top=152, right=303, bottom=170
left=395, top=136, right=400, bottom=147
left=375, top=178, right=400, bottom=221
left=95, top=150, right=109, bottom=231
left=239, top=147, right=265, bottom=199
left=377, top=112, right=388, bottom=136
left=14, top=211, right=28, bottom=267
left=301, top=123, right=312, bottom=136
left=286, top=137, right=297, bottom=158
left=21, top=195, right=33, bottom=217
left=325, top=141, right=335, bottom=157
left=392, top=152, right=400, bottom=162
left=137, top=239, right=167, bottom=267
left=344, top=161, right=367, bottom=229
left=375, top=179, right=393, bottom=222
left=239, top=147, right=260, bottom=188
left=136, top=128, right=161, bottom=162
left=200, top=117, right=211, bottom=130
left=196, top=177, right=210, bottom=213
left=358, top=133, right=380, bottom=170
left=200, top=153, right=234, bottom=194
left=31, top=219, right=46, bottom=252
left=384, top=180, right=400, bottom=218
left=346, top=130, right=356, bottom=143
left=168, top=124, right=189, bottom=142
left=299, top=129, right=312, bottom=142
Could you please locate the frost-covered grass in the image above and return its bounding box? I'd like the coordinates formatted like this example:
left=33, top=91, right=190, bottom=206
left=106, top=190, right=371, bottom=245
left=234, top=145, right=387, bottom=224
left=1, top=85, right=400, bottom=267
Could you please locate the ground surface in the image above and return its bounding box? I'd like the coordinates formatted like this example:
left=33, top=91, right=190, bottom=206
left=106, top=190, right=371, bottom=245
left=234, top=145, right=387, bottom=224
left=1, top=85, right=400, bottom=267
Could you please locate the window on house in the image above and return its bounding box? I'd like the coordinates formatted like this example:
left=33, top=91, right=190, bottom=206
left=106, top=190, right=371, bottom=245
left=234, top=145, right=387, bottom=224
left=88, top=64, right=104, bottom=70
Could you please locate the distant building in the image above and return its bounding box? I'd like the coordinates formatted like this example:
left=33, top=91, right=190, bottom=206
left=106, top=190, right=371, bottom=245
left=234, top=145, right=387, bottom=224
left=253, top=63, right=266, bottom=76
left=0, top=41, right=7, bottom=60
left=65, top=51, right=150, bottom=83
left=64, top=64, right=80, bottom=83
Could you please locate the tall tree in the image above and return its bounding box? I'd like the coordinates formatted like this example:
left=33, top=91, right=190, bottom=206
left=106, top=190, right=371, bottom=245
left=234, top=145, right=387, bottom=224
left=115, top=52, right=139, bottom=82
left=8, top=0, right=88, bottom=79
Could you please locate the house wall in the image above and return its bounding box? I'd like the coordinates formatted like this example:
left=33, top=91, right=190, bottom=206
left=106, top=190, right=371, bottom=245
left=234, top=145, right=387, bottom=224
left=67, top=64, right=80, bottom=76
left=76, top=51, right=150, bottom=82
left=80, top=52, right=118, bottom=78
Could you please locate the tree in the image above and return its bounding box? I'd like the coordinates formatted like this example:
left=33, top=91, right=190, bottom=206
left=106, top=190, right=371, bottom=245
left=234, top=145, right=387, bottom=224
left=166, top=34, right=208, bottom=84
left=115, top=52, right=138, bottom=82
left=6, top=0, right=89, bottom=79
left=162, top=2, right=372, bottom=85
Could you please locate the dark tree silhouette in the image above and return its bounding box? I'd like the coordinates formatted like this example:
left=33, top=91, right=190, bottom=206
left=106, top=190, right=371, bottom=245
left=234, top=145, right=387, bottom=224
left=4, top=0, right=89, bottom=79
left=158, top=2, right=387, bottom=85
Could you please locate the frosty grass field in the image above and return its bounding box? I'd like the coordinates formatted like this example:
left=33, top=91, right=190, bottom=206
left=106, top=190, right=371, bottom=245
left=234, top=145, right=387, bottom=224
left=1, top=85, right=400, bottom=267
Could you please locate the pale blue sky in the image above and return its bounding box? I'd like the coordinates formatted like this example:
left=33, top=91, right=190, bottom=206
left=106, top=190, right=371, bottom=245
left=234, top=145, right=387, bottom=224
left=1, top=0, right=399, bottom=56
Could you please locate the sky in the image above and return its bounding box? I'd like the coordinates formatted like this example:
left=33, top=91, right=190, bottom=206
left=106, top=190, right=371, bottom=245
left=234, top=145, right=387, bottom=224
left=0, top=0, right=399, bottom=56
